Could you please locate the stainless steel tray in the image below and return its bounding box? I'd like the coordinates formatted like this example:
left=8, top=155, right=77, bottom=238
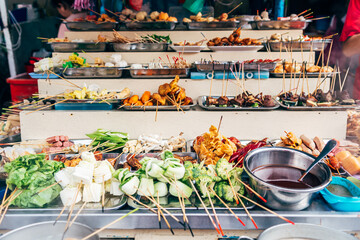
left=62, top=67, right=124, bottom=79
left=54, top=98, right=123, bottom=103
left=124, top=21, right=177, bottom=30
left=48, top=42, right=107, bottom=52
left=249, top=20, right=311, bottom=30
left=198, top=96, right=280, bottom=111
left=270, top=72, right=336, bottom=78
left=184, top=21, right=240, bottom=30
left=111, top=42, right=169, bottom=52
left=194, top=61, right=235, bottom=72
left=208, top=45, right=264, bottom=52
left=269, top=40, right=331, bottom=52
left=129, top=68, right=190, bottom=78
left=121, top=102, right=196, bottom=111
left=48, top=153, right=120, bottom=160
left=9, top=194, right=127, bottom=211
left=243, top=62, right=278, bottom=71
left=115, top=152, right=197, bottom=169
left=128, top=194, right=255, bottom=210
left=276, top=99, right=358, bottom=111
left=65, top=21, right=119, bottom=31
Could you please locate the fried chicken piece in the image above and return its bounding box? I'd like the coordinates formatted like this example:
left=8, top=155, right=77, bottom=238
left=176, top=88, right=186, bottom=102
left=152, top=93, right=167, bottom=105
left=182, top=96, right=193, bottom=105
left=158, top=83, right=171, bottom=96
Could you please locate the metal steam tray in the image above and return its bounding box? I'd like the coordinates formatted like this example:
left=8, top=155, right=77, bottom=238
left=61, top=67, right=124, bottom=79
left=198, top=96, right=280, bottom=111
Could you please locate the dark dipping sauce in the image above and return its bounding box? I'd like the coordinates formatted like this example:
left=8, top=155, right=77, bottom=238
left=252, top=164, right=321, bottom=189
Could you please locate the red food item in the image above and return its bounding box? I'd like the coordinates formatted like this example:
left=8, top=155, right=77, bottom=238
left=46, top=136, right=59, bottom=143
left=52, top=141, right=63, bottom=147
left=228, top=137, right=242, bottom=149
left=229, top=138, right=268, bottom=167
left=94, top=151, right=103, bottom=161
left=329, top=156, right=341, bottom=170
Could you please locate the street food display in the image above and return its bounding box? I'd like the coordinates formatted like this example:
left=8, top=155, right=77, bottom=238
left=207, top=28, right=262, bottom=47
left=61, top=53, right=128, bottom=78
left=250, top=10, right=311, bottom=30
left=278, top=89, right=357, bottom=110
left=64, top=14, right=119, bottom=31
left=73, top=14, right=117, bottom=23
left=199, top=92, right=278, bottom=110
left=6, top=6, right=360, bottom=238
left=268, top=34, right=332, bottom=51
left=118, top=9, right=177, bottom=23
left=121, top=10, right=178, bottom=30
left=182, top=12, right=239, bottom=30
left=121, top=76, right=194, bottom=110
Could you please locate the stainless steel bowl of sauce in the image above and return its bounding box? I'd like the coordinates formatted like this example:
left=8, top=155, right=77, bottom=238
left=244, top=147, right=332, bottom=210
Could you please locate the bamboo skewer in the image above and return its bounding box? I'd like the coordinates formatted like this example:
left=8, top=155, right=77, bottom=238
left=303, top=12, right=313, bottom=18
left=298, top=9, right=311, bottom=16
left=87, top=8, right=101, bottom=16
left=69, top=201, right=87, bottom=228
left=226, top=173, right=239, bottom=204
left=148, top=190, right=174, bottom=235
left=64, top=182, right=82, bottom=232
left=0, top=190, right=23, bottom=225
left=237, top=194, right=258, bottom=229
left=25, top=99, right=68, bottom=115
left=136, top=188, right=184, bottom=225
left=238, top=194, right=295, bottom=225
left=311, top=16, right=330, bottom=21
left=102, top=176, right=105, bottom=213
left=0, top=188, right=17, bottom=212
left=210, top=188, right=245, bottom=226
left=206, top=189, right=224, bottom=236
left=157, top=192, right=162, bottom=229
left=47, top=70, right=82, bottom=89
left=235, top=177, right=266, bottom=203
left=126, top=194, right=157, bottom=214
left=189, top=180, right=220, bottom=234
left=341, top=65, right=351, bottom=91
left=32, top=181, right=61, bottom=197
left=227, top=2, right=243, bottom=15
left=54, top=204, right=68, bottom=225
left=0, top=185, right=8, bottom=213
left=81, top=208, right=139, bottom=240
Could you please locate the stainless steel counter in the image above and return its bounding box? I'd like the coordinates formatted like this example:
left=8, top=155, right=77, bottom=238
left=1, top=197, right=360, bottom=231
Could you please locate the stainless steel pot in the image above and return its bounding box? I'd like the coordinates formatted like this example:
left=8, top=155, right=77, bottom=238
left=257, top=223, right=357, bottom=240
left=244, top=147, right=332, bottom=210
left=0, top=221, right=99, bottom=240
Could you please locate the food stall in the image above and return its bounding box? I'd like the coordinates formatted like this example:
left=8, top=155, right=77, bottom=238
left=0, top=9, right=359, bottom=240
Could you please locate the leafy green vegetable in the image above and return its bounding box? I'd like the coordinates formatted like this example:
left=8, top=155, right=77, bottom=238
left=86, top=128, right=128, bottom=151
left=215, top=158, right=234, bottom=180
left=5, top=154, right=64, bottom=190
left=4, top=154, right=64, bottom=208
left=141, top=34, right=172, bottom=44
left=161, top=150, right=173, bottom=160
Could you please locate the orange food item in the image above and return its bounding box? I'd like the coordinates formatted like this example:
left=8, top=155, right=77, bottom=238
left=167, top=17, right=177, bottom=22
left=128, top=95, right=139, bottom=104
left=158, top=12, right=169, bottom=21
left=134, top=101, right=143, bottom=106
left=145, top=101, right=154, bottom=106
left=141, top=91, right=151, bottom=103
left=336, top=151, right=360, bottom=175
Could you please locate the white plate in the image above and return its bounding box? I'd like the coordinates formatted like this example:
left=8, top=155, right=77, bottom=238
left=208, top=45, right=264, bottom=52
left=170, top=45, right=206, bottom=53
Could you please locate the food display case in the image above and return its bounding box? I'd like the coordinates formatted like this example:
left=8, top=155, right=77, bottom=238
left=3, top=14, right=359, bottom=240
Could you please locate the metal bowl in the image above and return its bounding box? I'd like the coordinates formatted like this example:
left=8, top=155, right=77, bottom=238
left=0, top=221, right=99, bottom=240
left=244, top=147, right=332, bottom=210
left=257, top=223, right=357, bottom=240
